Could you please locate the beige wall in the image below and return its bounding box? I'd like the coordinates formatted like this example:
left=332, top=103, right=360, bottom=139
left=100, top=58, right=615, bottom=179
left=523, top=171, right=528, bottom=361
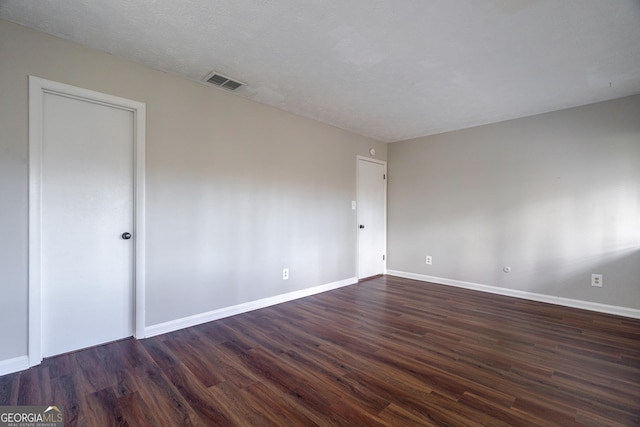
left=0, top=19, right=386, bottom=361
left=388, top=95, right=640, bottom=309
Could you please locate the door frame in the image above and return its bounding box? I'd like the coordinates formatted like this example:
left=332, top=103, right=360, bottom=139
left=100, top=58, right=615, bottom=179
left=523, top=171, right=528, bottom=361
left=356, top=156, right=387, bottom=279
left=28, top=76, right=146, bottom=366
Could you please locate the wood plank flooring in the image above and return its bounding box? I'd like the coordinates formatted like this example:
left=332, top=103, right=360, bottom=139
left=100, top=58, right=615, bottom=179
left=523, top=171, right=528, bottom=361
left=1, top=275, right=639, bottom=426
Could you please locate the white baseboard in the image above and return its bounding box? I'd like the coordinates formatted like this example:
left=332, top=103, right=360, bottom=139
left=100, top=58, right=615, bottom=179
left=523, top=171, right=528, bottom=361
left=0, top=355, right=29, bottom=376
left=386, top=270, right=640, bottom=319
left=145, top=277, right=358, bottom=338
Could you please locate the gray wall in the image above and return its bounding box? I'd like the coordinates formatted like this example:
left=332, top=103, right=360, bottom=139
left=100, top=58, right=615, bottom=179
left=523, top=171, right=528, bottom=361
left=388, top=95, right=640, bottom=309
left=0, top=20, right=386, bottom=361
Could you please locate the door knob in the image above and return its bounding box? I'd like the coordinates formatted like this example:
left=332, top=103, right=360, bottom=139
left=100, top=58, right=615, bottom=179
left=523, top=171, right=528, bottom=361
left=359, top=225, right=365, bottom=229
left=122, top=232, right=132, bottom=240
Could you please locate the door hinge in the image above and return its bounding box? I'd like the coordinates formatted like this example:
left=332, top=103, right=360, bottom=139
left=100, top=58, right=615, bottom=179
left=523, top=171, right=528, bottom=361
left=383, top=254, right=386, bottom=261
left=383, top=174, right=386, bottom=180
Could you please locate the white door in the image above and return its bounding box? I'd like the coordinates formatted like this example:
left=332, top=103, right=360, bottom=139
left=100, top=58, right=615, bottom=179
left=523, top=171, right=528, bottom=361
left=357, top=158, right=386, bottom=279
left=40, top=90, right=134, bottom=357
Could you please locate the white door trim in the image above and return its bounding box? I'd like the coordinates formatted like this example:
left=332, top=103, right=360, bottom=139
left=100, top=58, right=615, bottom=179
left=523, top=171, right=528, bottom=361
left=28, top=76, right=146, bottom=366
left=356, top=156, right=387, bottom=279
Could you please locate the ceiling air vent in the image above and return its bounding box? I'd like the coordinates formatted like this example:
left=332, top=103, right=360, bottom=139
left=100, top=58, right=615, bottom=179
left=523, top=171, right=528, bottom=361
left=203, top=71, right=245, bottom=91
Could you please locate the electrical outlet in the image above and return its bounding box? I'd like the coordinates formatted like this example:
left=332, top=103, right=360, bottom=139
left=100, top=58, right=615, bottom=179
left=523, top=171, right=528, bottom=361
left=425, top=255, right=432, bottom=265
left=283, top=268, right=289, bottom=280
left=591, top=273, right=602, bottom=287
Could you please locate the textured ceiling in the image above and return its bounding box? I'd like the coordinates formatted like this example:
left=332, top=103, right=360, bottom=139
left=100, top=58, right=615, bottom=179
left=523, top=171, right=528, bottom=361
left=2, top=0, right=640, bottom=142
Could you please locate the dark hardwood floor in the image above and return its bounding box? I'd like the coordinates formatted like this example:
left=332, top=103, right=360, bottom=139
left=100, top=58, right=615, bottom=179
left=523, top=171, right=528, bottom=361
left=2, top=275, right=639, bottom=426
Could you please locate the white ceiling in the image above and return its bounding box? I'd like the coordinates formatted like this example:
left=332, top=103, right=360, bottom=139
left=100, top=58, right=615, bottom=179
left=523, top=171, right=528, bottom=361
left=2, top=0, right=639, bottom=142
